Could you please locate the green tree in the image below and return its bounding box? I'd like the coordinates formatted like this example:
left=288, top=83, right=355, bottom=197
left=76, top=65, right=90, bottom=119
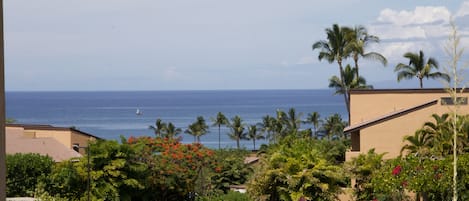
left=313, top=24, right=351, bottom=115
left=284, top=108, right=303, bottom=136
left=247, top=138, right=344, bottom=201
left=304, top=112, right=321, bottom=138
left=259, top=115, right=276, bottom=143
left=346, top=149, right=385, bottom=201
left=210, top=149, right=252, bottom=193
left=44, top=160, right=85, bottom=200
left=6, top=153, right=54, bottom=197
left=228, top=115, right=247, bottom=149
left=211, top=112, right=230, bottom=149
left=247, top=125, right=264, bottom=150
left=400, top=130, right=433, bottom=158
left=329, top=64, right=373, bottom=95
left=186, top=116, right=209, bottom=143
left=79, top=139, right=147, bottom=200
left=394, top=50, right=450, bottom=88
left=320, top=113, right=347, bottom=140
left=149, top=118, right=166, bottom=138
left=163, top=122, right=182, bottom=139
left=344, top=25, right=387, bottom=79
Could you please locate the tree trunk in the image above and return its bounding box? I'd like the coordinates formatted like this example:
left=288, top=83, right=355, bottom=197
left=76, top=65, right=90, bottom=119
left=338, top=59, right=351, bottom=119
left=420, top=78, right=423, bottom=88
left=354, top=54, right=359, bottom=79
left=218, top=125, right=221, bottom=149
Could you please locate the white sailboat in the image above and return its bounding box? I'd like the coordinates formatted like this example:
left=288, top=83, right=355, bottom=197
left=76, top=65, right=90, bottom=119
left=136, top=108, right=143, bottom=115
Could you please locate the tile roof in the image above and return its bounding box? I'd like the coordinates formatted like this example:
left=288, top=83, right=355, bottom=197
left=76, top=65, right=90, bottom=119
left=6, top=127, right=82, bottom=162
left=6, top=123, right=101, bottom=139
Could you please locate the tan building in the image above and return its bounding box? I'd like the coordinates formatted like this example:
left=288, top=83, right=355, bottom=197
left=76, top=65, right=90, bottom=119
left=6, top=124, right=100, bottom=161
left=344, top=88, right=469, bottom=161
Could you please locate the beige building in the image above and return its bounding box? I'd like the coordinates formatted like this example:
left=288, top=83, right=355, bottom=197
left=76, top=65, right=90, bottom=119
left=344, top=88, right=469, bottom=161
left=6, top=124, right=100, bottom=161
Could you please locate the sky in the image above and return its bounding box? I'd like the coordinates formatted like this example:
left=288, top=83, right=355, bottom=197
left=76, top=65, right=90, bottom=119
left=4, top=0, right=469, bottom=91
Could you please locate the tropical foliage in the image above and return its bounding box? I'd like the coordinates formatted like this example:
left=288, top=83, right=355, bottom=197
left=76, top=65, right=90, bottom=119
left=329, top=64, right=372, bottom=95
left=394, top=50, right=450, bottom=88
left=247, top=138, right=346, bottom=201
left=6, top=153, right=54, bottom=197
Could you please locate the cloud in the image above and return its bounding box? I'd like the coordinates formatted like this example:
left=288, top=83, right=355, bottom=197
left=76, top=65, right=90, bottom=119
left=456, top=1, right=469, bottom=17
left=377, top=6, right=450, bottom=26
left=368, top=3, right=469, bottom=63
left=371, top=42, right=435, bottom=63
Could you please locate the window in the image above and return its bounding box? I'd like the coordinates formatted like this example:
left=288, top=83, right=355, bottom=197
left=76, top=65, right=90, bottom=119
left=441, top=97, right=468, bottom=105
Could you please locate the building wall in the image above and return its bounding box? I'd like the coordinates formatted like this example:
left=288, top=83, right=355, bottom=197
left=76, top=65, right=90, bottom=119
left=26, top=129, right=72, bottom=148
left=347, top=90, right=469, bottom=160
left=21, top=128, right=95, bottom=155
left=349, top=90, right=469, bottom=126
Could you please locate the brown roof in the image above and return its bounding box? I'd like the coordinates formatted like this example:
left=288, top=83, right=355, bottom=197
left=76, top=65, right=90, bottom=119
left=6, top=127, right=82, bottom=162
left=344, top=99, right=438, bottom=133
left=6, top=123, right=101, bottom=139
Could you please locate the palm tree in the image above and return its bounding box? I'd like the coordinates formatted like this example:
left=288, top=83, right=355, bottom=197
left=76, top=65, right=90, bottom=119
left=321, top=114, right=347, bottom=140
left=273, top=109, right=288, bottom=141
left=185, top=116, right=209, bottom=143
left=211, top=112, right=229, bottom=149
left=247, top=125, right=264, bottom=150
left=149, top=118, right=166, bottom=138
left=163, top=122, right=182, bottom=139
left=420, top=113, right=452, bottom=157
left=285, top=108, right=302, bottom=135
left=313, top=24, right=351, bottom=115
left=400, top=130, right=433, bottom=157
left=394, top=50, right=450, bottom=88
left=344, top=25, right=387, bottom=79
left=258, top=115, right=276, bottom=143
left=329, top=64, right=372, bottom=95
left=228, top=115, right=246, bottom=149
left=304, top=112, right=321, bottom=138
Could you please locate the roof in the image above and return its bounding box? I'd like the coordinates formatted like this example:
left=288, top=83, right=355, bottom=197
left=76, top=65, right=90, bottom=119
left=6, top=123, right=101, bottom=139
left=350, top=88, right=468, bottom=94
left=344, top=99, right=438, bottom=133
left=244, top=156, right=259, bottom=164
left=6, top=127, right=82, bottom=162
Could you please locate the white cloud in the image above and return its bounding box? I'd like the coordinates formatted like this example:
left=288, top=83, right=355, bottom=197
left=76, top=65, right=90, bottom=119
left=371, top=41, right=435, bottom=63
left=456, top=1, right=469, bottom=17
left=368, top=4, right=469, bottom=65
left=377, top=6, right=450, bottom=26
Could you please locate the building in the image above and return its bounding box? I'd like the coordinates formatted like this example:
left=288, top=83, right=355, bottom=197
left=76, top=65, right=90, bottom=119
left=5, top=124, right=100, bottom=162
left=344, top=88, right=469, bottom=161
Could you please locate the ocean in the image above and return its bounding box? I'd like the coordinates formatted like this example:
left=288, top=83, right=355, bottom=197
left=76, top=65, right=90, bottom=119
left=6, top=90, right=346, bottom=149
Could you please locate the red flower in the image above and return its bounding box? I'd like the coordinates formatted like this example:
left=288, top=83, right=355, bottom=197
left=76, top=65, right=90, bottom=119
left=392, top=165, right=402, bottom=176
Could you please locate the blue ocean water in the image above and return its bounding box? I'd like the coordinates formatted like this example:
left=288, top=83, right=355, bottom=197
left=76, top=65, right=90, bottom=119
left=6, top=90, right=346, bottom=149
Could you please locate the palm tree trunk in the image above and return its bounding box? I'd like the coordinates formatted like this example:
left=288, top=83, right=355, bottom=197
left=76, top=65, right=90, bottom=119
left=218, top=125, right=221, bottom=150
left=420, top=78, right=423, bottom=88
left=237, top=138, right=240, bottom=149
left=338, top=60, right=351, bottom=118
left=253, top=139, right=256, bottom=150
left=354, top=54, right=359, bottom=79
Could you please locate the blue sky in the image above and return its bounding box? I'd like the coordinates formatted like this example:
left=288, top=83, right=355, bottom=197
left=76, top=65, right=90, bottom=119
left=5, top=0, right=469, bottom=91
